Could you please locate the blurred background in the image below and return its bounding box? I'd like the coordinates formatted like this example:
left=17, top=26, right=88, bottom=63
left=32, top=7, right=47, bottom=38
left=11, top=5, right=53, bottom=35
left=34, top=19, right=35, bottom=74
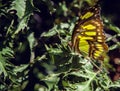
left=0, top=0, right=120, bottom=91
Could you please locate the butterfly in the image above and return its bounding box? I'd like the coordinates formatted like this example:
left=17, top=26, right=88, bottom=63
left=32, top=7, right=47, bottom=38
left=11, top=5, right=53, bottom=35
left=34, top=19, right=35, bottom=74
left=71, top=5, right=108, bottom=60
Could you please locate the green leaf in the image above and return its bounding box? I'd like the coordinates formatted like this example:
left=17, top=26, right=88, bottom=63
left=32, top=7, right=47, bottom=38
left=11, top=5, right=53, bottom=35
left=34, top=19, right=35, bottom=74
left=0, top=54, right=7, bottom=77
left=1, top=47, right=14, bottom=58
left=13, top=64, right=29, bottom=73
left=109, top=24, right=120, bottom=34
left=75, top=82, right=92, bottom=91
left=106, top=34, right=120, bottom=42
left=27, top=33, right=36, bottom=51
left=10, top=0, right=26, bottom=19
left=27, top=32, right=37, bottom=63
left=45, top=45, right=63, bottom=55
left=10, top=0, right=35, bottom=38
left=109, top=43, right=120, bottom=50
left=0, top=47, right=14, bottom=77
left=11, top=14, right=29, bottom=38
left=43, top=74, right=60, bottom=90
left=41, top=26, right=58, bottom=37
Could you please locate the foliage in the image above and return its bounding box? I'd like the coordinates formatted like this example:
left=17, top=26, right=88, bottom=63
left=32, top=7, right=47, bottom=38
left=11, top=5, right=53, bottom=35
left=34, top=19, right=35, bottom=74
left=0, top=0, right=120, bottom=91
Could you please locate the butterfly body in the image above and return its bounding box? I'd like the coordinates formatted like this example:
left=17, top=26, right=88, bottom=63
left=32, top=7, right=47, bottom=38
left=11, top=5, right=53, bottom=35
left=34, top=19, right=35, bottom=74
left=72, top=5, right=108, bottom=60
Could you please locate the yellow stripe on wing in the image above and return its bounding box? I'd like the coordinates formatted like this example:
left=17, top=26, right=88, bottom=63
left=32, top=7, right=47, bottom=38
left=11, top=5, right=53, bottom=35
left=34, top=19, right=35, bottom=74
left=85, top=31, right=96, bottom=36
left=80, top=12, right=94, bottom=19
left=79, top=40, right=90, bottom=56
left=82, top=24, right=96, bottom=30
left=78, top=35, right=93, bottom=40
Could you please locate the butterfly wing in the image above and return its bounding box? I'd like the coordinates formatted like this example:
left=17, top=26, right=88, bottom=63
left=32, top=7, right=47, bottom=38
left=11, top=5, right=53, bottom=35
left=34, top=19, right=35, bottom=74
left=72, top=5, right=108, bottom=60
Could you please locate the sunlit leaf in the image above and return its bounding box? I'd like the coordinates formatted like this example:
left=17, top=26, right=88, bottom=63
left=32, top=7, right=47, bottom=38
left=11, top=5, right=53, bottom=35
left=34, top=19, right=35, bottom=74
left=0, top=57, right=7, bottom=77
left=13, top=64, right=29, bottom=73
left=109, top=43, right=120, bottom=50
left=10, top=0, right=26, bottom=19
left=10, top=0, right=35, bottom=38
